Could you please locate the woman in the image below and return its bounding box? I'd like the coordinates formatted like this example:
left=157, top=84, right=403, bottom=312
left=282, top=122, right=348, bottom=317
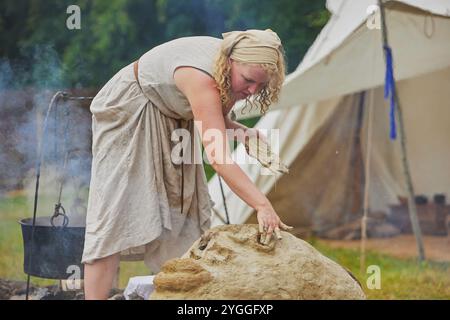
left=82, top=29, right=292, bottom=299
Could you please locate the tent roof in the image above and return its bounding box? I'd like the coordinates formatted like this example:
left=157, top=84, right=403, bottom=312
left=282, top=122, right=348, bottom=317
left=301, top=0, right=450, bottom=73
left=234, top=0, right=450, bottom=119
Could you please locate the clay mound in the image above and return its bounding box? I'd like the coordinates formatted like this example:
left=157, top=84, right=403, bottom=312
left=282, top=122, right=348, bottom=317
left=150, top=224, right=366, bottom=300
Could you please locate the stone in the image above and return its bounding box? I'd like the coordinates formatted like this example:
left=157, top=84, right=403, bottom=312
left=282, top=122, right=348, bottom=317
left=108, top=293, right=126, bottom=300
left=150, top=224, right=366, bottom=300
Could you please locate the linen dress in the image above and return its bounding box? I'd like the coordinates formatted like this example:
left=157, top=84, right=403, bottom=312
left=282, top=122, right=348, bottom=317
left=82, top=36, right=221, bottom=272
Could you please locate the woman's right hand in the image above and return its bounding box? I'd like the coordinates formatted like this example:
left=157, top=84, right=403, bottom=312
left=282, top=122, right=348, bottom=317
left=256, top=204, right=293, bottom=245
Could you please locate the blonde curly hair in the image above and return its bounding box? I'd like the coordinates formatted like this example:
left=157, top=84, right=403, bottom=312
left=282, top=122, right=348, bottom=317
left=213, top=46, right=286, bottom=116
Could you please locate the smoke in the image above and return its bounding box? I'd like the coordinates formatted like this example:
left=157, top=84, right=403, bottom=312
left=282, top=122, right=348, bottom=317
left=29, top=44, right=65, bottom=89
left=0, top=45, right=92, bottom=221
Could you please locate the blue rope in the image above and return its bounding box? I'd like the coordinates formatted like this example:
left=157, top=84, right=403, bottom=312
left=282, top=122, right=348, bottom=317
left=383, top=45, right=397, bottom=140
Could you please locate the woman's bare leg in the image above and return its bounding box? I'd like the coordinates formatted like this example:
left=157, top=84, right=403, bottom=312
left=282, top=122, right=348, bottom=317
left=84, top=253, right=120, bottom=300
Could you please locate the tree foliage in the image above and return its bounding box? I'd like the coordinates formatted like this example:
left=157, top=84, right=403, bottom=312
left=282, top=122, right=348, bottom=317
left=0, top=0, right=329, bottom=88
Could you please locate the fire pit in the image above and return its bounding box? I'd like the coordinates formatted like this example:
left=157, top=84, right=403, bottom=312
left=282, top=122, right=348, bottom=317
left=18, top=92, right=93, bottom=299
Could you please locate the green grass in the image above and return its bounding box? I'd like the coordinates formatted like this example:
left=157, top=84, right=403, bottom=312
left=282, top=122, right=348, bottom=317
left=310, top=237, right=450, bottom=299
left=1, top=193, right=449, bottom=298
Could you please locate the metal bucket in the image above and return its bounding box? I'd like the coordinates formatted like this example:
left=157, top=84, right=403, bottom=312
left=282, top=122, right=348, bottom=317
left=19, top=215, right=85, bottom=279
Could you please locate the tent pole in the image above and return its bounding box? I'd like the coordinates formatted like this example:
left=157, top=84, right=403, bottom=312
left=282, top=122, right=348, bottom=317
left=218, top=175, right=230, bottom=224
left=378, top=0, right=425, bottom=261
left=360, top=90, right=375, bottom=275
left=393, top=92, right=426, bottom=261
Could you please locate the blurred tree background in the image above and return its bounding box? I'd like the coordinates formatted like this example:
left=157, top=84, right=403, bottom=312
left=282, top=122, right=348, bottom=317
left=0, top=0, right=329, bottom=89
left=0, top=0, right=330, bottom=185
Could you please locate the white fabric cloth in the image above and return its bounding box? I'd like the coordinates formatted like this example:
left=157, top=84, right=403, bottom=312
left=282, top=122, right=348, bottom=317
left=124, top=275, right=155, bottom=300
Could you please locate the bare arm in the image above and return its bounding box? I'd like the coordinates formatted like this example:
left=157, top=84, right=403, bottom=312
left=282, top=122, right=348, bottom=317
left=174, top=67, right=291, bottom=242
left=174, top=67, right=269, bottom=211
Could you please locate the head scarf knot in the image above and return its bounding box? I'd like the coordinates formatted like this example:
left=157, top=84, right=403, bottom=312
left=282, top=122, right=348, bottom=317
left=221, top=29, right=282, bottom=65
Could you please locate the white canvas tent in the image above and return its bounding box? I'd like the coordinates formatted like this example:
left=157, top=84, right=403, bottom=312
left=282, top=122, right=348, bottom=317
left=208, top=0, right=450, bottom=236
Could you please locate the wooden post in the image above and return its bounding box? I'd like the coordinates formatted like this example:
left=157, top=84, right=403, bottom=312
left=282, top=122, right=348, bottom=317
left=378, top=0, right=425, bottom=261
left=361, top=90, right=375, bottom=275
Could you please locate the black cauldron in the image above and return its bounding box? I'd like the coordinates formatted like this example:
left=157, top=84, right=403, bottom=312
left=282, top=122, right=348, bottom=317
left=19, top=215, right=86, bottom=279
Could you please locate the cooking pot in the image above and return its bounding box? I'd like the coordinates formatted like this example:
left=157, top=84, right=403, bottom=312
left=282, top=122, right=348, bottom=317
left=19, top=214, right=85, bottom=279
